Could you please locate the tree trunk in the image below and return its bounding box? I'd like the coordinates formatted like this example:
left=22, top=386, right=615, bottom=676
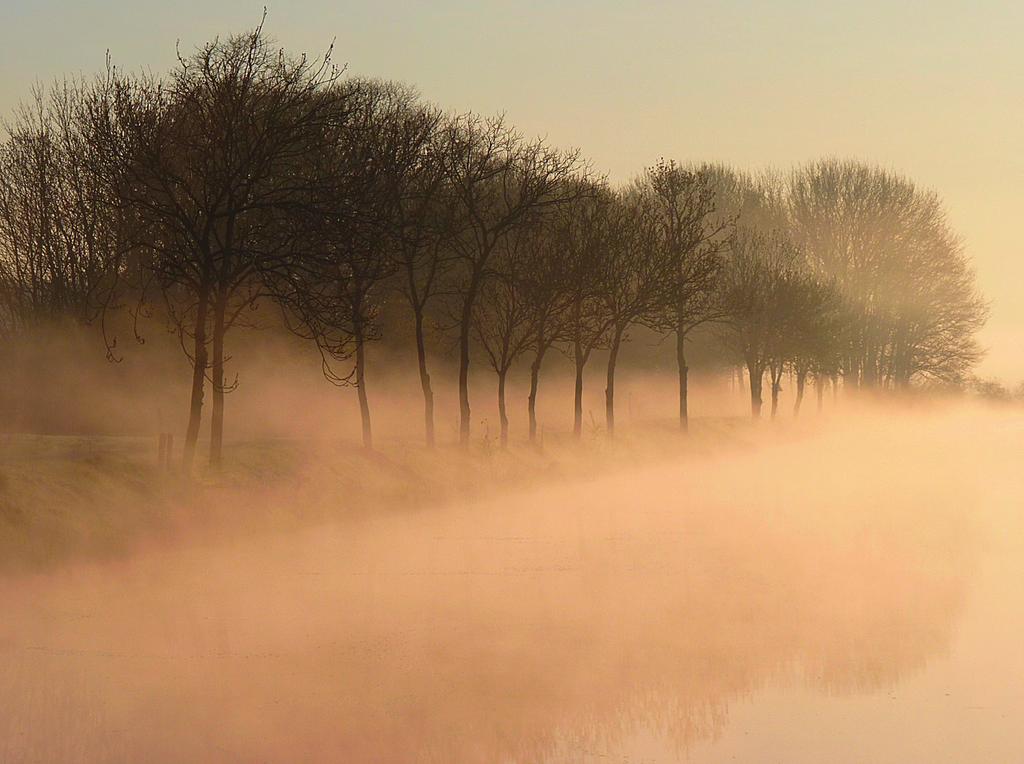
left=748, top=361, right=763, bottom=418
left=816, top=374, right=825, bottom=413
left=770, top=365, right=782, bottom=419
left=183, top=287, right=210, bottom=472
left=413, top=310, right=435, bottom=447
left=354, top=318, right=372, bottom=451
left=863, top=342, right=878, bottom=388
left=457, top=286, right=476, bottom=447
left=676, top=327, right=689, bottom=432
left=527, top=341, right=547, bottom=444
left=573, top=340, right=584, bottom=438
left=209, top=289, right=228, bottom=469
left=605, top=327, right=624, bottom=436
left=497, top=368, right=509, bottom=448
left=793, top=367, right=808, bottom=417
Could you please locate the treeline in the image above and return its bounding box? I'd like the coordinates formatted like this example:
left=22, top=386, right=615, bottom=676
left=0, top=24, right=986, bottom=468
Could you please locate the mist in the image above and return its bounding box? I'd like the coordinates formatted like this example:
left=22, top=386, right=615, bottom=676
left=1, top=13, right=1020, bottom=763
left=2, top=363, right=1022, bottom=761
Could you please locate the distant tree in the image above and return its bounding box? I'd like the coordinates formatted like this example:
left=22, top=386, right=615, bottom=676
left=788, top=280, right=847, bottom=416
left=387, top=101, right=451, bottom=447
left=719, top=228, right=801, bottom=418
left=598, top=188, right=672, bottom=436
left=970, top=377, right=1011, bottom=402
left=886, top=226, right=987, bottom=387
left=86, top=23, right=339, bottom=469
left=471, top=226, right=535, bottom=447
left=519, top=181, right=596, bottom=443
left=763, top=267, right=840, bottom=418
left=562, top=187, right=617, bottom=437
left=788, top=159, right=986, bottom=389
left=0, top=82, right=121, bottom=338
left=439, top=114, right=585, bottom=445
left=274, top=80, right=439, bottom=451
left=642, top=160, right=728, bottom=430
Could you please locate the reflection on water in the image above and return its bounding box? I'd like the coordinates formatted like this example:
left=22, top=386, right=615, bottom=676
left=1, top=411, right=1018, bottom=762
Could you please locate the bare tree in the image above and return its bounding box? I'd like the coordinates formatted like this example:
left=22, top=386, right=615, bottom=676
left=789, top=281, right=847, bottom=416
left=719, top=228, right=801, bottom=418
left=599, top=188, right=672, bottom=436
left=471, top=227, right=535, bottom=447
left=562, top=187, right=617, bottom=438
left=439, top=115, right=585, bottom=445
left=0, top=82, right=121, bottom=338
left=761, top=267, right=841, bottom=418
left=643, top=161, right=728, bottom=430
left=788, top=159, right=986, bottom=390
left=273, top=80, right=427, bottom=451
left=387, top=102, right=451, bottom=446
left=86, top=22, right=338, bottom=469
left=518, top=180, right=596, bottom=443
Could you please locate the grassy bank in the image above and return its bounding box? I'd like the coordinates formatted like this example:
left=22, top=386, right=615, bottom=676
left=0, top=418, right=763, bottom=571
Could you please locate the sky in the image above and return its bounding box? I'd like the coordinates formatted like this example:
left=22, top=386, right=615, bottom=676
left=2, top=0, right=1021, bottom=381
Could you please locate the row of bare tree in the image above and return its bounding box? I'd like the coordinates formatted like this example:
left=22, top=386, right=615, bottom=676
left=0, top=25, right=987, bottom=467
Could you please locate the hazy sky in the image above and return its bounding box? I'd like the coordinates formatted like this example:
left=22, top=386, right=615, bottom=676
left=2, top=0, right=1021, bottom=380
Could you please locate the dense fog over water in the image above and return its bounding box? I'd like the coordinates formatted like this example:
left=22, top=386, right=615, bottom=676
left=2, top=406, right=1019, bottom=762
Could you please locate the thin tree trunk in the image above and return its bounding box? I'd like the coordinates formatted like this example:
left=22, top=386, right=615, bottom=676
left=816, top=374, right=825, bottom=413
left=863, top=343, right=878, bottom=388
left=458, top=286, right=476, bottom=447
left=354, top=318, right=372, bottom=451
left=748, top=361, right=763, bottom=419
left=209, top=289, right=228, bottom=469
left=183, top=287, right=210, bottom=472
left=573, top=339, right=584, bottom=438
left=413, top=310, right=435, bottom=447
left=793, top=368, right=808, bottom=417
left=527, top=340, right=547, bottom=444
left=497, top=368, right=509, bottom=448
left=605, top=327, right=623, bottom=436
left=770, top=366, right=782, bottom=419
left=602, top=323, right=626, bottom=438
left=676, top=327, right=689, bottom=432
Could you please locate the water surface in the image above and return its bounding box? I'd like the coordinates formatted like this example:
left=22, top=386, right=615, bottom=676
left=1, top=410, right=1019, bottom=762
